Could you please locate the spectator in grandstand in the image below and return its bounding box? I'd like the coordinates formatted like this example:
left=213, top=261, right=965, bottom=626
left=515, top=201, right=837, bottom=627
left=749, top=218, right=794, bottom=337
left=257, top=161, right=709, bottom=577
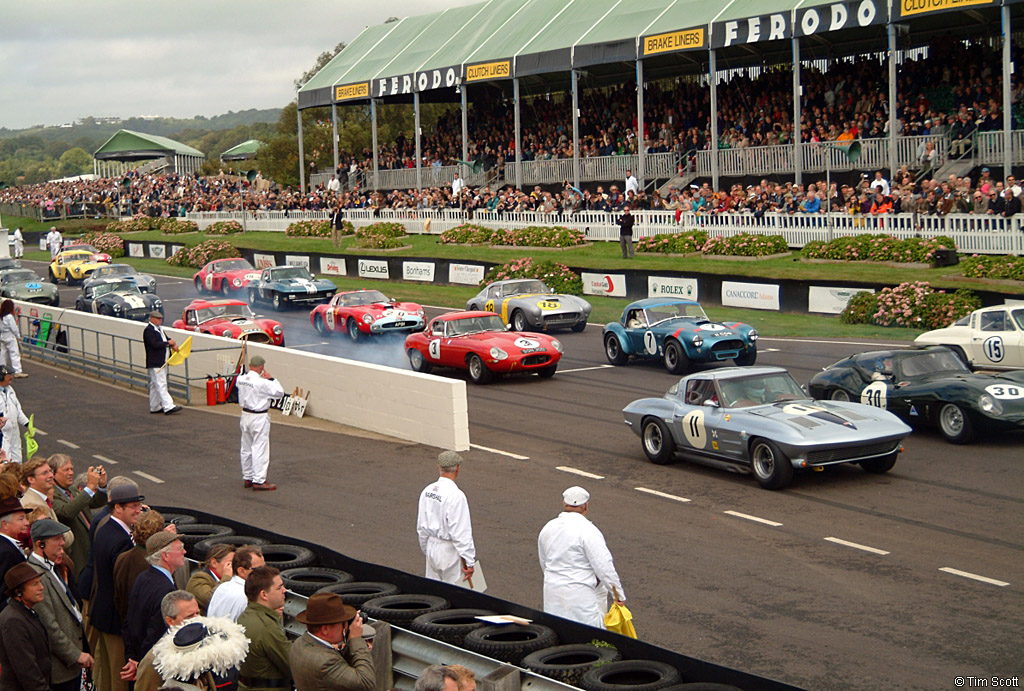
left=1000, top=188, right=1021, bottom=218
left=114, top=510, right=171, bottom=630
left=0, top=561, right=49, bottom=689
left=950, top=110, right=976, bottom=157
left=869, top=171, right=890, bottom=196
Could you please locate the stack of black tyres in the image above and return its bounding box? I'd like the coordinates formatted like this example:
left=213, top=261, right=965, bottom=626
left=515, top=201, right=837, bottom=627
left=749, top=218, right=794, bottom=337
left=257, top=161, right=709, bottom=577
left=360, top=594, right=449, bottom=627
left=315, top=582, right=400, bottom=607
left=580, top=660, right=683, bottom=691
left=160, top=513, right=198, bottom=526
left=410, top=609, right=495, bottom=646
left=462, top=624, right=558, bottom=665
left=192, top=535, right=270, bottom=561
left=259, top=544, right=315, bottom=570
left=280, top=567, right=353, bottom=595
left=522, top=644, right=622, bottom=687
left=175, top=524, right=235, bottom=556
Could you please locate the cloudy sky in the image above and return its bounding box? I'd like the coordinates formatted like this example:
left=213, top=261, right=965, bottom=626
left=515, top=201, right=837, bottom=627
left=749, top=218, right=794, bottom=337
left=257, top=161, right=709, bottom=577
left=0, top=0, right=478, bottom=130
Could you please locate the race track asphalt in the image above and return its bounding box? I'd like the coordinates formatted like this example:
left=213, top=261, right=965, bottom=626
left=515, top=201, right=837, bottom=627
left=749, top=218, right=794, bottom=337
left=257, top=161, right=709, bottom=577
left=15, top=260, right=1023, bottom=691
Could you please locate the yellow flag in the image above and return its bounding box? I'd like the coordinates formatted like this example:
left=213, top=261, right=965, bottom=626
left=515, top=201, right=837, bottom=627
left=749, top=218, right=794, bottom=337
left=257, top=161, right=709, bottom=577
left=24, top=413, right=38, bottom=462
left=604, top=602, right=637, bottom=639
left=167, top=336, right=192, bottom=367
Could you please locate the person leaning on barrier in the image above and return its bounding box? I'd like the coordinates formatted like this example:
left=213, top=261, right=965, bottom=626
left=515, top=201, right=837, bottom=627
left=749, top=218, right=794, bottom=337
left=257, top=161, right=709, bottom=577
left=414, top=665, right=459, bottom=691
left=289, top=593, right=374, bottom=691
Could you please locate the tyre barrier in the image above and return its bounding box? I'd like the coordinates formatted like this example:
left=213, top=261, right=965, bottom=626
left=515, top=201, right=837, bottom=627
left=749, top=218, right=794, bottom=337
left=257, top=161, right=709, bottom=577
left=175, top=524, right=235, bottom=552
left=192, top=535, right=270, bottom=561
left=522, top=644, right=623, bottom=687
left=581, top=660, right=682, bottom=691
left=161, top=513, right=199, bottom=526
left=462, top=624, right=559, bottom=666
left=281, top=567, right=353, bottom=595
left=659, top=684, right=744, bottom=691
left=361, top=594, right=449, bottom=626
left=409, top=608, right=496, bottom=646
left=315, top=582, right=401, bottom=607
left=260, top=544, right=316, bottom=570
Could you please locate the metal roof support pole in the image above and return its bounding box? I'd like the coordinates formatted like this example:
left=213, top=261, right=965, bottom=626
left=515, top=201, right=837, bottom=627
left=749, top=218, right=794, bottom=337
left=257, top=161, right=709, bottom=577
left=332, top=102, right=340, bottom=179
left=371, top=99, right=380, bottom=192
left=514, top=78, right=522, bottom=190
left=572, top=69, right=580, bottom=191
left=297, top=101, right=307, bottom=196
left=637, top=59, right=646, bottom=189
left=709, top=49, right=719, bottom=193
left=888, top=22, right=897, bottom=183
left=462, top=83, right=470, bottom=181
left=1003, top=5, right=1013, bottom=178
left=792, top=37, right=802, bottom=187
left=415, top=91, right=423, bottom=192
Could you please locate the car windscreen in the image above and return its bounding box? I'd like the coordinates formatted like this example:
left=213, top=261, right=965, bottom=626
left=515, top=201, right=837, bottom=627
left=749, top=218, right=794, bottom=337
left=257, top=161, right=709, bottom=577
left=97, top=265, right=134, bottom=277
left=1012, top=309, right=1024, bottom=330
left=93, top=281, right=139, bottom=297
left=344, top=291, right=388, bottom=306
left=718, top=372, right=804, bottom=407
left=644, top=303, right=708, bottom=325
left=197, top=304, right=254, bottom=322
left=447, top=315, right=505, bottom=336
left=898, top=349, right=970, bottom=378
left=505, top=280, right=549, bottom=295
left=3, top=271, right=38, bottom=284
left=270, top=267, right=312, bottom=281
left=215, top=259, right=252, bottom=271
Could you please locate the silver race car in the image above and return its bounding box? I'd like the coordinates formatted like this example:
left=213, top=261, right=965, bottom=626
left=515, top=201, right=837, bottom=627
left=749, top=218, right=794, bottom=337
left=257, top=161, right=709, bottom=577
left=623, top=366, right=912, bottom=489
left=466, top=279, right=592, bottom=332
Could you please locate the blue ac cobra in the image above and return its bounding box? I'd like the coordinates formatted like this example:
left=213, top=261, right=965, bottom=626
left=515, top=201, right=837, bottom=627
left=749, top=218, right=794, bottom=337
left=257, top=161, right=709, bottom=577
left=603, top=298, right=758, bottom=373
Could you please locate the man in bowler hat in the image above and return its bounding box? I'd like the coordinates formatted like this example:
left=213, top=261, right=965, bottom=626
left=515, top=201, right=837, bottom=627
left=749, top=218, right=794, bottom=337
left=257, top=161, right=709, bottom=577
left=289, top=593, right=374, bottom=691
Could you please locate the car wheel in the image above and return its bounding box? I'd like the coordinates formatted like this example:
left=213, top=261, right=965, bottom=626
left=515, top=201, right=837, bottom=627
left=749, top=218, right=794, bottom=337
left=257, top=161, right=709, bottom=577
left=347, top=318, right=362, bottom=342
left=733, top=348, right=757, bottom=367
left=604, top=333, right=628, bottom=365
left=49, top=268, right=58, bottom=284
left=99, top=305, right=113, bottom=317
left=194, top=277, right=204, bottom=294
left=408, top=348, right=432, bottom=374
left=571, top=320, right=587, bottom=333
left=313, top=314, right=328, bottom=336
left=52, top=294, right=59, bottom=308
left=221, top=280, right=232, bottom=296
left=247, top=289, right=258, bottom=306
left=511, top=310, right=528, bottom=332
left=749, top=438, right=794, bottom=490
left=272, top=293, right=284, bottom=311
left=663, top=340, right=689, bottom=374
left=830, top=388, right=851, bottom=402
left=467, top=354, right=493, bottom=384
left=641, top=417, right=675, bottom=465
left=537, top=364, right=557, bottom=379
left=860, top=451, right=898, bottom=474
left=937, top=402, right=975, bottom=444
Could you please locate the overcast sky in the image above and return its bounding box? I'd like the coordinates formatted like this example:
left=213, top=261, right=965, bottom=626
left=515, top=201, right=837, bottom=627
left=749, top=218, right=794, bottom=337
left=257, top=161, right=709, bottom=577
left=0, top=0, right=478, bottom=130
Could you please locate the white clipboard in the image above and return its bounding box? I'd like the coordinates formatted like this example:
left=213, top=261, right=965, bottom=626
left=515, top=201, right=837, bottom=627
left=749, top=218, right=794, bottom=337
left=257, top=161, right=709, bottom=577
left=456, top=560, right=488, bottom=593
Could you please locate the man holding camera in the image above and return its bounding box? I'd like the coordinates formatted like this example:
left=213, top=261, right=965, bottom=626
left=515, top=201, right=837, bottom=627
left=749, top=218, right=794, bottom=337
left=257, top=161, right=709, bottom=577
left=289, top=593, right=375, bottom=691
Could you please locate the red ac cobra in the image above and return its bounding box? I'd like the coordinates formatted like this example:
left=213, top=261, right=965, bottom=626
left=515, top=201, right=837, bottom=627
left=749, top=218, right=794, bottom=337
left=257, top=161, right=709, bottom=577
left=173, top=299, right=285, bottom=346
left=310, top=289, right=425, bottom=340
left=405, top=311, right=563, bottom=384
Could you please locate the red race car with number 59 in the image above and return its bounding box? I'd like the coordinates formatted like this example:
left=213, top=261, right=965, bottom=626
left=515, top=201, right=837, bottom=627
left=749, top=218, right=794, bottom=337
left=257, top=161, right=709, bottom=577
left=310, top=289, right=425, bottom=340
left=405, top=311, right=563, bottom=384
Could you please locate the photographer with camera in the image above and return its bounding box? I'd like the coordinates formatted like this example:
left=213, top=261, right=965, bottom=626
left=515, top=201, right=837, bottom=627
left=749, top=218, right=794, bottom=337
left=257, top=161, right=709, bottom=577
left=289, top=593, right=375, bottom=691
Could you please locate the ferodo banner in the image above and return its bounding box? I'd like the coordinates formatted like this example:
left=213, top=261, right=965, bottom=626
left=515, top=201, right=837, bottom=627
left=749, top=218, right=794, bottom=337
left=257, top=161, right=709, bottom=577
left=896, top=0, right=996, bottom=18
left=721, top=281, right=780, bottom=311
left=464, top=59, right=511, bottom=83
left=795, top=0, right=885, bottom=37
left=712, top=13, right=790, bottom=49
left=642, top=27, right=705, bottom=56
left=415, top=66, right=460, bottom=93
left=372, top=74, right=415, bottom=98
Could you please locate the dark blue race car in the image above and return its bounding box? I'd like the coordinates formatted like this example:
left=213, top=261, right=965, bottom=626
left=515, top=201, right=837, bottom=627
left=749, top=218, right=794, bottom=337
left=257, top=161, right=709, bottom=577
left=603, top=298, right=758, bottom=374
left=247, top=265, right=336, bottom=311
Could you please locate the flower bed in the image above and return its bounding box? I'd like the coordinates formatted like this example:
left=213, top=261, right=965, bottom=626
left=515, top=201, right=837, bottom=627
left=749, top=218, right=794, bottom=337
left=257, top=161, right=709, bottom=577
left=160, top=219, right=199, bottom=234
left=840, top=281, right=980, bottom=329
left=286, top=219, right=351, bottom=238
left=166, top=239, right=239, bottom=269
left=439, top=224, right=587, bottom=248
left=357, top=222, right=407, bottom=239
left=439, top=224, right=497, bottom=245
left=204, top=220, right=243, bottom=235
left=702, top=233, right=789, bottom=257
left=960, top=254, right=1024, bottom=281
left=636, top=230, right=708, bottom=255
left=802, top=234, right=956, bottom=263
left=481, top=258, right=582, bottom=295
left=354, top=235, right=408, bottom=250
left=78, top=232, right=125, bottom=258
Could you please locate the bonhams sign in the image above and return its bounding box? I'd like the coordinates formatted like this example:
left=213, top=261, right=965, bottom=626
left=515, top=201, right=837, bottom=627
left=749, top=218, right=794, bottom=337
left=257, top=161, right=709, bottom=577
left=711, top=0, right=884, bottom=48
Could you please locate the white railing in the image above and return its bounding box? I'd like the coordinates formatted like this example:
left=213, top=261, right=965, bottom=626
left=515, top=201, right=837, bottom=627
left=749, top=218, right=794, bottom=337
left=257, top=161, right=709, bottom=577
left=186, top=208, right=1024, bottom=254
left=974, top=130, right=1024, bottom=165
left=503, top=152, right=678, bottom=187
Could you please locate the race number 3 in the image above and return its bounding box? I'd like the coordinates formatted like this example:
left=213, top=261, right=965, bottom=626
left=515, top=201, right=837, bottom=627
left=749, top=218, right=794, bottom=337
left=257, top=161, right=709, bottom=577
left=681, top=410, right=707, bottom=449
left=428, top=340, right=441, bottom=359
left=983, top=336, right=1004, bottom=363
left=860, top=381, right=887, bottom=408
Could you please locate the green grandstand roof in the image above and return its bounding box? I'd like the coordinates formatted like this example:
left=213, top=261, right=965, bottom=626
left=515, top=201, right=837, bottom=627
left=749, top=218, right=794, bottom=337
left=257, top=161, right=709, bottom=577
left=93, top=130, right=203, bottom=161
left=220, top=139, right=264, bottom=161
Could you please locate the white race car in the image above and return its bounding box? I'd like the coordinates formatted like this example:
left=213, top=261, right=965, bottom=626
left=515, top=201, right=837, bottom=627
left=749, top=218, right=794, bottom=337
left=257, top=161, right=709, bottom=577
left=914, top=304, right=1024, bottom=369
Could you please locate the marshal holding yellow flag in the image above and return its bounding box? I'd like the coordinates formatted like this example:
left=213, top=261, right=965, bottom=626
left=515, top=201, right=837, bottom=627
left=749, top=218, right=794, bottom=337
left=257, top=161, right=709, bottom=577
left=166, top=335, right=193, bottom=367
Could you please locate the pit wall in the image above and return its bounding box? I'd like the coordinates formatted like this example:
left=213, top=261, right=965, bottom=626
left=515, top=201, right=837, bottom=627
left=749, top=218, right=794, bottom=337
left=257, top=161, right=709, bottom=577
left=16, top=301, right=469, bottom=451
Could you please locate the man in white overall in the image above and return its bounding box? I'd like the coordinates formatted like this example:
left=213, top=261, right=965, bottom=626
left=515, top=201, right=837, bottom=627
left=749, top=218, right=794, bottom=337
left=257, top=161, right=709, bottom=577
left=236, top=354, right=284, bottom=492
left=538, top=486, right=626, bottom=628
left=416, top=451, right=475, bottom=584
left=0, top=366, right=29, bottom=463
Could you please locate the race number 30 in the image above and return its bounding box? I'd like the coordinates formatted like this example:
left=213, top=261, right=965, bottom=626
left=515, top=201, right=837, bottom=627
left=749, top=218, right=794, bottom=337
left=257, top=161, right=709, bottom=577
left=860, top=381, right=887, bottom=408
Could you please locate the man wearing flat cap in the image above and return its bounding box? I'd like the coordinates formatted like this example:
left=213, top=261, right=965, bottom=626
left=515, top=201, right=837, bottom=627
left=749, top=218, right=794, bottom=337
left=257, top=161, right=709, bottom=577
left=236, top=354, right=285, bottom=491
left=289, top=593, right=375, bottom=691
left=416, top=451, right=475, bottom=585
left=143, top=310, right=182, bottom=415
left=28, top=518, right=92, bottom=691
left=123, top=531, right=186, bottom=674
left=0, top=561, right=50, bottom=689
left=538, top=486, right=626, bottom=628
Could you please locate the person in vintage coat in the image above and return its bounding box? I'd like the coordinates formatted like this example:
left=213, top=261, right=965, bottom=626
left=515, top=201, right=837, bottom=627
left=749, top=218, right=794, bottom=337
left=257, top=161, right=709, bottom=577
left=0, top=561, right=51, bottom=690
left=288, top=593, right=374, bottom=691
left=49, top=454, right=107, bottom=579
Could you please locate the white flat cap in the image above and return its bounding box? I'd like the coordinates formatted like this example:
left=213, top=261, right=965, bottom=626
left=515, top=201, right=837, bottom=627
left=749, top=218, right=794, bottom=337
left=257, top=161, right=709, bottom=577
left=562, top=486, right=590, bottom=507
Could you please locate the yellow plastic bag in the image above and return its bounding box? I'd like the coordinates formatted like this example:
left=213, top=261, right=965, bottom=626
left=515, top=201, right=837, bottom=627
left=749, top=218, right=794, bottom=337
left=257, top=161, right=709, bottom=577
left=24, top=413, right=38, bottom=462
left=604, top=602, right=637, bottom=639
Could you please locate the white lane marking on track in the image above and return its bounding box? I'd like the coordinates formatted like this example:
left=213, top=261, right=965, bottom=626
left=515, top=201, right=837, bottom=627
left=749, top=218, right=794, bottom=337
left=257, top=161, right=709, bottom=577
left=424, top=304, right=459, bottom=312
left=57, top=439, right=80, bottom=449
left=724, top=510, right=782, bottom=527
left=285, top=342, right=330, bottom=350
left=559, top=365, right=614, bottom=374
left=133, top=471, right=165, bottom=484
left=556, top=466, right=604, bottom=479
left=92, top=454, right=119, bottom=465
left=760, top=337, right=908, bottom=347
left=635, top=487, right=691, bottom=503
left=824, top=537, right=890, bottom=555
left=469, top=443, right=529, bottom=460
left=762, top=348, right=780, bottom=353
left=939, top=567, right=1009, bottom=587
left=34, top=429, right=48, bottom=436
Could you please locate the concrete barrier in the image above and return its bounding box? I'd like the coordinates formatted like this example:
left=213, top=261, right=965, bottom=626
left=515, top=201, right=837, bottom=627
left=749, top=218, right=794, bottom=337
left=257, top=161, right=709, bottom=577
left=16, top=302, right=470, bottom=451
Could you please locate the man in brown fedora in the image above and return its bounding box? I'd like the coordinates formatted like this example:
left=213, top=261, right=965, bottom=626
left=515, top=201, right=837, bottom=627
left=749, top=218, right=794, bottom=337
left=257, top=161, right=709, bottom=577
left=289, top=593, right=374, bottom=691
left=0, top=561, right=51, bottom=689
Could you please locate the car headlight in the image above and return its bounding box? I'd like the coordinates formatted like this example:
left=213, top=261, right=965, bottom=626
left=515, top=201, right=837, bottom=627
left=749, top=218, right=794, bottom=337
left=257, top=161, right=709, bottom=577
left=749, top=329, right=758, bottom=341
left=417, top=309, right=425, bottom=316
left=232, top=278, right=242, bottom=287
left=112, top=304, right=122, bottom=312
left=551, top=339, right=563, bottom=353
left=153, top=300, right=163, bottom=309
left=979, top=393, right=1003, bottom=415
left=273, top=325, right=283, bottom=335
left=363, top=314, right=373, bottom=324
left=224, top=331, right=235, bottom=339
left=490, top=347, right=508, bottom=360
left=692, top=335, right=703, bottom=348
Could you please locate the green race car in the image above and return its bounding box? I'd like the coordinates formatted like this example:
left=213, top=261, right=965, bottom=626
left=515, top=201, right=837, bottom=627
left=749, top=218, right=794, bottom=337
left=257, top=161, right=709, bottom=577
left=0, top=268, right=60, bottom=306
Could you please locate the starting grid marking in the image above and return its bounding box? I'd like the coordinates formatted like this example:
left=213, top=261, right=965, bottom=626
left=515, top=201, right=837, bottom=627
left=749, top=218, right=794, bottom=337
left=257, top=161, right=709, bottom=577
left=824, top=536, right=890, bottom=555
left=556, top=466, right=605, bottom=479
left=559, top=365, right=614, bottom=374
left=724, top=510, right=783, bottom=527
left=635, top=487, right=691, bottom=503
left=939, top=567, right=1009, bottom=587
left=56, top=439, right=80, bottom=449
left=469, top=443, right=529, bottom=460
left=92, top=454, right=119, bottom=465
left=132, top=470, right=165, bottom=484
